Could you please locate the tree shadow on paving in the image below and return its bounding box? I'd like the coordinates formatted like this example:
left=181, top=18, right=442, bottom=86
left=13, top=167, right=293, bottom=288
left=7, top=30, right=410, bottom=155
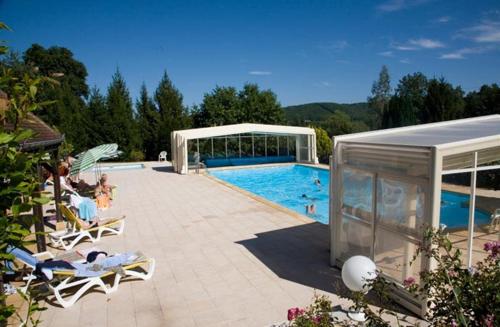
left=236, top=222, right=416, bottom=317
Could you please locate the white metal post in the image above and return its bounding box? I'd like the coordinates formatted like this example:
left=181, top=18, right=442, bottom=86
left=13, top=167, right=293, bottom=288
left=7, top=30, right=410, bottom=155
left=252, top=134, right=255, bottom=157
left=197, top=139, right=200, bottom=156
left=467, top=152, right=478, bottom=268
left=265, top=135, right=267, bottom=157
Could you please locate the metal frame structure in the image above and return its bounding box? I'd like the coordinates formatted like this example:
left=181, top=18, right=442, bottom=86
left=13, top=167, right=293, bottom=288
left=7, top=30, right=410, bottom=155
left=171, top=123, right=318, bottom=174
left=329, top=115, right=500, bottom=316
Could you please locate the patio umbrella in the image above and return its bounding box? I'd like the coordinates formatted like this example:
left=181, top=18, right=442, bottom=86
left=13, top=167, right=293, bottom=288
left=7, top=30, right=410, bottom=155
left=69, top=143, right=119, bottom=176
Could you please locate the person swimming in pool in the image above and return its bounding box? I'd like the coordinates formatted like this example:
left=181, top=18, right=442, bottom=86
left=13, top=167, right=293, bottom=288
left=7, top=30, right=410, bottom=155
left=305, top=203, right=316, bottom=215
left=301, top=194, right=319, bottom=201
left=314, top=179, right=321, bottom=186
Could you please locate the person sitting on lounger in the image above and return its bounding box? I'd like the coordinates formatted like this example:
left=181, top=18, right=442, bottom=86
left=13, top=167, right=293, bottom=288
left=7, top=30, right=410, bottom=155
left=99, top=174, right=115, bottom=197
left=94, top=183, right=111, bottom=209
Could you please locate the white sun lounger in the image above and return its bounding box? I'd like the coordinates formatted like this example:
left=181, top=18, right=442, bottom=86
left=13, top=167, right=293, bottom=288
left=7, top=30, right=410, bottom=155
left=9, top=247, right=155, bottom=308
left=49, top=204, right=125, bottom=250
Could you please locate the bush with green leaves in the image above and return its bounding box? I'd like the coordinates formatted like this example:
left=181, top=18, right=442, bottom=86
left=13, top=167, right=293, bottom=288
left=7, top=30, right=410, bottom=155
left=0, top=21, right=50, bottom=326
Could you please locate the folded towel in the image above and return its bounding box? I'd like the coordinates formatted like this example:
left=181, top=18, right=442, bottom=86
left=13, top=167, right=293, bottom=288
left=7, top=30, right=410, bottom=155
left=79, top=197, right=97, bottom=221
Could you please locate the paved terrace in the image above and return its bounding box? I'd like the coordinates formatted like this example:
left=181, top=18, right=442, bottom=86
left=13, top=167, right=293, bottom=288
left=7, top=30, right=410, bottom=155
left=33, top=162, right=352, bottom=327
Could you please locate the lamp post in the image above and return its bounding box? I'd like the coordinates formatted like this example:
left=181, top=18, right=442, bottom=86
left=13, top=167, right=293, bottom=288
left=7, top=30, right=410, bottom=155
left=341, top=255, right=377, bottom=322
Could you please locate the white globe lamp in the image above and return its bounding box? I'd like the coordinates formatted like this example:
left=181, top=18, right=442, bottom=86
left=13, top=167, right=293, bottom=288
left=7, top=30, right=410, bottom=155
left=341, top=255, right=377, bottom=322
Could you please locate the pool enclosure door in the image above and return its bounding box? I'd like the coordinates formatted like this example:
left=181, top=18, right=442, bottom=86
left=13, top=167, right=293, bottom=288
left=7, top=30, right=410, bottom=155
left=331, top=143, right=433, bottom=315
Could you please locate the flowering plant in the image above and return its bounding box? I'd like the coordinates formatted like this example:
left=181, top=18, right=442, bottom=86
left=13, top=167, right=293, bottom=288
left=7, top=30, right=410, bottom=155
left=288, top=295, right=334, bottom=327
left=353, top=229, right=500, bottom=326
left=290, top=229, right=499, bottom=327
left=406, top=229, right=500, bottom=326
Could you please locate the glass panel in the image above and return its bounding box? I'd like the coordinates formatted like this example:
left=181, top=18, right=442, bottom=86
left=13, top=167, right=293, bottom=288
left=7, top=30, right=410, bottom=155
left=253, top=135, right=266, bottom=157
left=199, top=138, right=212, bottom=160
left=227, top=136, right=239, bottom=158
left=443, top=152, right=474, bottom=171
left=267, top=136, right=278, bottom=156
left=339, top=215, right=372, bottom=260
left=374, top=230, right=421, bottom=284
left=441, top=172, right=471, bottom=266
left=288, top=136, right=296, bottom=158
left=341, top=144, right=430, bottom=178
left=376, top=178, right=425, bottom=237
left=240, top=135, right=253, bottom=157
left=278, top=136, right=288, bottom=156
left=472, top=169, right=500, bottom=266
left=300, top=147, right=309, bottom=161
left=187, top=139, right=198, bottom=165
left=212, top=137, right=226, bottom=158
left=477, top=146, right=500, bottom=167
left=341, top=168, right=373, bottom=222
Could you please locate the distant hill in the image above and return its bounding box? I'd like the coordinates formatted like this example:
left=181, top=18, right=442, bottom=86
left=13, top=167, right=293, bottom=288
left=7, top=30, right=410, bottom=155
left=283, top=102, right=376, bottom=128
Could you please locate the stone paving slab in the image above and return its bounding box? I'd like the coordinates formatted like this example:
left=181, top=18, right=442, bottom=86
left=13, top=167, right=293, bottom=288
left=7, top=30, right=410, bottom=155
left=22, top=162, right=355, bottom=326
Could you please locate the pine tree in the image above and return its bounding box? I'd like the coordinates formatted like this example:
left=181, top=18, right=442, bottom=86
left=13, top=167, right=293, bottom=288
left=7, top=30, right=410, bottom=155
left=136, top=84, right=160, bottom=160
left=368, top=65, right=392, bottom=127
left=105, top=69, right=141, bottom=159
left=86, top=87, right=111, bottom=146
left=154, top=71, right=190, bottom=159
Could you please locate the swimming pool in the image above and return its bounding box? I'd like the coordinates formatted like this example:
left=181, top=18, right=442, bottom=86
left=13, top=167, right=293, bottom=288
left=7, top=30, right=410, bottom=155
left=93, top=163, right=145, bottom=172
left=210, top=164, right=491, bottom=227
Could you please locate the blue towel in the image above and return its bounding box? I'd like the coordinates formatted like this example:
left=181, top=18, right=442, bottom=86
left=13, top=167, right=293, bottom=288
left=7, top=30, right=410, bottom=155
left=79, top=197, right=97, bottom=221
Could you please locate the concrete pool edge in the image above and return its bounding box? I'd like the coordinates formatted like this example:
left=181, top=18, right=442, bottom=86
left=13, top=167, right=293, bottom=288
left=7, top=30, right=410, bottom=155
left=204, top=172, right=318, bottom=225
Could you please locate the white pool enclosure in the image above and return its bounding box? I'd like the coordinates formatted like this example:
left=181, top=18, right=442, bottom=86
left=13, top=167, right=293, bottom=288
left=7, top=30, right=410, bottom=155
left=171, top=123, right=318, bottom=174
left=330, top=115, right=500, bottom=316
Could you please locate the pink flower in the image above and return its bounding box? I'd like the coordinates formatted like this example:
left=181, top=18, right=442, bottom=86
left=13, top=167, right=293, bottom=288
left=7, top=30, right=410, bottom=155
left=448, top=270, right=458, bottom=278
left=403, top=276, right=416, bottom=287
left=451, top=319, right=457, bottom=327
left=484, top=314, right=494, bottom=327
left=484, top=241, right=500, bottom=258
left=287, top=307, right=304, bottom=321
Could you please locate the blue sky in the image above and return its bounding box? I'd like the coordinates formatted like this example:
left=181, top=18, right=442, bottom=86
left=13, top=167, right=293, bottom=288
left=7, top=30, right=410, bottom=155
left=1, top=0, right=500, bottom=106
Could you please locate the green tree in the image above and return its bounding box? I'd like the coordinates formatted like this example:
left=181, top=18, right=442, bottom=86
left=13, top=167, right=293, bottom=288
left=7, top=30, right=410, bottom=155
left=136, top=84, right=160, bottom=160
left=464, top=84, right=500, bottom=117
left=198, top=86, right=240, bottom=126
left=238, top=83, right=284, bottom=124
left=421, top=78, right=465, bottom=123
left=22, top=44, right=91, bottom=152
left=155, top=71, right=190, bottom=159
left=85, top=87, right=111, bottom=145
left=395, top=72, right=428, bottom=123
left=320, top=111, right=369, bottom=137
left=313, top=126, right=332, bottom=164
left=381, top=95, right=416, bottom=128
left=368, top=65, right=392, bottom=127
left=105, top=70, right=140, bottom=159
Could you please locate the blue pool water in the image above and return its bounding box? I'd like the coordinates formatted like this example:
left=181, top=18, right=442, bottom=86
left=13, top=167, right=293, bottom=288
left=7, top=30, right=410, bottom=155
left=210, top=164, right=491, bottom=228
left=440, top=191, right=490, bottom=228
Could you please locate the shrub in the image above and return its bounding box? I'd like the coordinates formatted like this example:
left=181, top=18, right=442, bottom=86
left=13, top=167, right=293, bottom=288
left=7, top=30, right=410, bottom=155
left=128, top=149, right=145, bottom=162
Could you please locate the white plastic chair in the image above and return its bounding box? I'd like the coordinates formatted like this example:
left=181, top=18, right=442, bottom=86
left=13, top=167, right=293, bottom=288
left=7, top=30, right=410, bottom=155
left=158, top=151, right=167, bottom=162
